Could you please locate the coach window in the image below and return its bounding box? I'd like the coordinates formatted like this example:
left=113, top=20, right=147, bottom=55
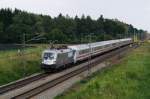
left=68, top=52, right=73, bottom=57
left=44, top=53, right=54, bottom=60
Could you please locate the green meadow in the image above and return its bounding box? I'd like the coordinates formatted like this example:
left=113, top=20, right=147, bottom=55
left=0, top=45, right=48, bottom=85
left=55, top=42, right=150, bottom=99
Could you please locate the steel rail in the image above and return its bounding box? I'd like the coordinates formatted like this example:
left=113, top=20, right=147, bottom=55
left=0, top=73, right=49, bottom=94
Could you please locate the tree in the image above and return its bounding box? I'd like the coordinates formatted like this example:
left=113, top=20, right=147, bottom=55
left=0, top=22, right=3, bottom=33
left=47, top=28, right=67, bottom=43
left=0, top=22, right=4, bottom=42
left=42, top=15, right=52, bottom=33
left=0, top=8, right=147, bottom=43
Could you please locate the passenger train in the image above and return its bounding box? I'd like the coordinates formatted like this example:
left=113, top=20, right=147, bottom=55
left=41, top=38, right=133, bottom=71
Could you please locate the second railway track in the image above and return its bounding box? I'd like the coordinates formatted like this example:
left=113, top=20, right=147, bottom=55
left=0, top=73, right=49, bottom=94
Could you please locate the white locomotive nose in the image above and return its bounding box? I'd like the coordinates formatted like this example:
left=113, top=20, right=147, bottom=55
left=42, top=60, right=55, bottom=65
left=42, top=51, right=56, bottom=66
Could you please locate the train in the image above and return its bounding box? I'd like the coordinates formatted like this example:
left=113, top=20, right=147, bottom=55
left=41, top=38, right=133, bottom=71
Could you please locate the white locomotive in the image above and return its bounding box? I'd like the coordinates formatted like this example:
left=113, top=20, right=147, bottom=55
left=41, top=38, right=132, bottom=70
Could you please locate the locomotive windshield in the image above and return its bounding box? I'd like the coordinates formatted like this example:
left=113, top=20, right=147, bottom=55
left=43, top=53, right=55, bottom=60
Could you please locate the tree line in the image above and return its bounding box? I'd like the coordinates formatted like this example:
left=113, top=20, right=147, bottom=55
left=0, top=8, right=147, bottom=44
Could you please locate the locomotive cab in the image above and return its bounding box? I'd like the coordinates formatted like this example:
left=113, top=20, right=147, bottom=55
left=41, top=50, right=57, bottom=69
left=41, top=49, right=75, bottom=70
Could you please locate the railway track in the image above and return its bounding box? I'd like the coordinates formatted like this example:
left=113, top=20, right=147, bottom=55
left=0, top=73, right=49, bottom=95
left=11, top=44, right=133, bottom=99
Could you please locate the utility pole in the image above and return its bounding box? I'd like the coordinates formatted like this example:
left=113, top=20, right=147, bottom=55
left=88, top=33, right=92, bottom=76
left=49, top=40, right=58, bottom=49
left=134, top=29, right=136, bottom=42
left=21, top=33, right=46, bottom=77
left=118, top=34, right=122, bottom=59
left=103, top=31, right=105, bottom=41
left=22, top=33, right=26, bottom=77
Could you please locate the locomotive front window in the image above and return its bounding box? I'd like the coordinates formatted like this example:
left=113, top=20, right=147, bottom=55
left=43, top=53, right=54, bottom=60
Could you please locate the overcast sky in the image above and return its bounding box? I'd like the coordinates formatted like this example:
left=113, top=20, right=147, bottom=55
left=0, top=0, right=150, bottom=32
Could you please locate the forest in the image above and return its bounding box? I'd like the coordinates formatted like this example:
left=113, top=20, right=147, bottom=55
left=0, top=8, right=147, bottom=44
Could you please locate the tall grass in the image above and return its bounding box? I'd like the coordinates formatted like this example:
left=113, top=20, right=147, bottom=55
left=0, top=45, right=48, bottom=85
left=55, top=42, right=150, bottom=99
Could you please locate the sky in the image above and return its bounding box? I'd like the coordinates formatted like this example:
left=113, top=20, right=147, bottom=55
left=0, top=0, right=150, bottom=32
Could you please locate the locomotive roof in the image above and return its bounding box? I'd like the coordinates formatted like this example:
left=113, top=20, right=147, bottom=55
left=68, top=38, right=131, bottom=50
left=43, top=48, right=72, bottom=54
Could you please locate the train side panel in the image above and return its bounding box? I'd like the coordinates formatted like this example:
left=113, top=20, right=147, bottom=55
left=55, top=51, right=74, bottom=68
left=73, top=38, right=132, bottom=62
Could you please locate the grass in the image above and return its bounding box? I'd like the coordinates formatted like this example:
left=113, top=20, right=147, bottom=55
left=0, top=44, right=48, bottom=85
left=55, top=42, right=150, bottom=99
